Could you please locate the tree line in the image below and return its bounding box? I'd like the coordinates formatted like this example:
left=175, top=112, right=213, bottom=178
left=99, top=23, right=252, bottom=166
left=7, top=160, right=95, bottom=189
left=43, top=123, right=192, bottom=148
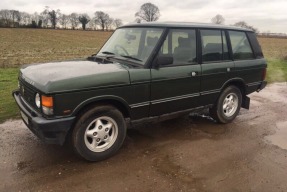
left=0, top=6, right=124, bottom=30
left=0, top=3, right=259, bottom=33
left=211, top=14, right=258, bottom=33
left=0, top=3, right=160, bottom=30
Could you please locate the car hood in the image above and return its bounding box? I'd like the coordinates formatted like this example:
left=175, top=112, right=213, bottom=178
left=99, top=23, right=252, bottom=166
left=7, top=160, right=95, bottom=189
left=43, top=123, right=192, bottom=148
left=20, top=60, right=130, bottom=93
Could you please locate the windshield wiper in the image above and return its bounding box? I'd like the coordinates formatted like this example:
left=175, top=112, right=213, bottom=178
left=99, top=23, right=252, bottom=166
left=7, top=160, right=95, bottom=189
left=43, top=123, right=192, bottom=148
left=101, top=51, right=115, bottom=55
left=120, top=55, right=142, bottom=62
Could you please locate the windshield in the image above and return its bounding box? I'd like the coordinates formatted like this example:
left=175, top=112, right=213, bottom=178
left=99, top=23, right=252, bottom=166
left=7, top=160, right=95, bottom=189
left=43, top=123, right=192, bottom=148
left=97, top=28, right=164, bottom=64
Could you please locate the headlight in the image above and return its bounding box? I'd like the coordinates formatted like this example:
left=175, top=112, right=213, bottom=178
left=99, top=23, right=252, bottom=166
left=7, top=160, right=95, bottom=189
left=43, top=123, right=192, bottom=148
left=42, top=106, right=54, bottom=115
left=35, top=93, right=41, bottom=108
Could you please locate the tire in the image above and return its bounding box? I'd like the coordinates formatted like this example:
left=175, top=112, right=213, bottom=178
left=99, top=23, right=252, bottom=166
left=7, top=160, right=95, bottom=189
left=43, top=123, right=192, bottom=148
left=72, top=105, right=127, bottom=161
left=210, top=86, right=242, bottom=124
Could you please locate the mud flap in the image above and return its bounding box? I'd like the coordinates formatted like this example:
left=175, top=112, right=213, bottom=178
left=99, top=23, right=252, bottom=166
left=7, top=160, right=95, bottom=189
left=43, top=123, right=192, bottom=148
left=241, top=95, right=250, bottom=109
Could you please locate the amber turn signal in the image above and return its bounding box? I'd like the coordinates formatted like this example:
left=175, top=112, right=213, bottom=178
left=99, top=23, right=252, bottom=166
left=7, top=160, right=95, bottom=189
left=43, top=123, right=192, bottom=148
left=41, top=95, right=53, bottom=108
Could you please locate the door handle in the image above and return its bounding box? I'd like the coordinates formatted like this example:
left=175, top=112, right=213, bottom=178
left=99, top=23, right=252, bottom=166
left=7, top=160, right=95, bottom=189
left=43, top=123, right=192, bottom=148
left=227, top=68, right=231, bottom=72
left=191, top=72, right=197, bottom=76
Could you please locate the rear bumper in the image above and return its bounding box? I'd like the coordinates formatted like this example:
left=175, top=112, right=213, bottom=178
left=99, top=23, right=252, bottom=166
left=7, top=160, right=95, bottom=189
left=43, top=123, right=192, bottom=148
left=257, top=81, right=267, bottom=92
left=13, top=90, right=75, bottom=145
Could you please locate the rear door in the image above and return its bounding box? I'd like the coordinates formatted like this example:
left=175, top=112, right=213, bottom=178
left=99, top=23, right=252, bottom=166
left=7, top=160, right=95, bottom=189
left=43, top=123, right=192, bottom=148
left=150, top=29, right=201, bottom=116
left=200, top=29, right=234, bottom=106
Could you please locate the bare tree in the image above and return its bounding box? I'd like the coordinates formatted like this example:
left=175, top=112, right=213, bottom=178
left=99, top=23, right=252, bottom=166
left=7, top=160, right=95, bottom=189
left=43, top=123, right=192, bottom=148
left=38, top=20, right=43, bottom=28
left=20, top=12, right=32, bottom=26
left=135, top=3, right=160, bottom=22
left=30, top=12, right=43, bottom=28
left=42, top=6, right=60, bottom=29
left=234, top=21, right=259, bottom=33
left=59, top=14, right=70, bottom=29
left=88, top=21, right=96, bottom=30
left=49, top=10, right=59, bottom=29
left=0, top=9, right=40, bottom=27
left=69, top=13, right=79, bottom=29
left=40, top=11, right=49, bottom=28
left=10, top=10, right=21, bottom=27
left=32, top=12, right=40, bottom=24
left=114, top=19, right=123, bottom=28
left=79, top=14, right=90, bottom=30
left=211, top=14, right=225, bottom=24
left=94, top=11, right=110, bottom=31
left=106, top=18, right=114, bottom=30
left=0, top=10, right=12, bottom=27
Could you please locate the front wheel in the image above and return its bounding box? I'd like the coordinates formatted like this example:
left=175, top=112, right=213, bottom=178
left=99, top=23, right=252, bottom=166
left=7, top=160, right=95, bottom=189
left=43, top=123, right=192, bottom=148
left=210, top=86, right=242, bottom=124
left=72, top=105, right=127, bottom=161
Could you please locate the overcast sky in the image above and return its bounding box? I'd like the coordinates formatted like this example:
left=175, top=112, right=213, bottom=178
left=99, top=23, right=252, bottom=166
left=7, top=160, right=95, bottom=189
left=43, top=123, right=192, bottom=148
left=1, top=0, right=287, bottom=33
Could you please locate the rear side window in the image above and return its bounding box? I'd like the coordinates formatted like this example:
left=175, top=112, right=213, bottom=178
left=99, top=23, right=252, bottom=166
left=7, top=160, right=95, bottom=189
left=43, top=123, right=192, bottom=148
left=246, top=32, right=264, bottom=58
left=229, top=31, right=254, bottom=60
left=201, top=30, right=229, bottom=62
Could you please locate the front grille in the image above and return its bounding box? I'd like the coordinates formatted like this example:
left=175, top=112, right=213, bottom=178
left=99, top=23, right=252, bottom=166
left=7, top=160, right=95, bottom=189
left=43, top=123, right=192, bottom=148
left=19, top=80, right=39, bottom=111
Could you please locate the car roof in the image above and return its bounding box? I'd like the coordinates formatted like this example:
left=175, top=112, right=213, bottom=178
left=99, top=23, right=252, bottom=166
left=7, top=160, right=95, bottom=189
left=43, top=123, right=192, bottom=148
left=121, top=21, right=253, bottom=32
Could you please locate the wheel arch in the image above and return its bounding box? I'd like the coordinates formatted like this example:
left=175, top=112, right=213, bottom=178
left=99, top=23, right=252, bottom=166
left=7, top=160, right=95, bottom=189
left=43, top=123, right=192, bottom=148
left=72, top=96, right=131, bottom=119
left=220, top=78, right=249, bottom=109
left=221, top=78, right=247, bottom=96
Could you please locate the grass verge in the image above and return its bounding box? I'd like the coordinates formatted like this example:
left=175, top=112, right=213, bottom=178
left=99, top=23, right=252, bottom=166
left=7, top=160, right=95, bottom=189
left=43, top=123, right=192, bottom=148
left=266, top=59, right=287, bottom=82
left=0, top=68, right=19, bottom=123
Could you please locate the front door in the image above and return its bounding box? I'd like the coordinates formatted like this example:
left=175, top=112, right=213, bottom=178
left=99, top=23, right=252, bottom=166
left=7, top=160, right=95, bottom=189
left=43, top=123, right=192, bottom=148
left=150, top=29, right=201, bottom=116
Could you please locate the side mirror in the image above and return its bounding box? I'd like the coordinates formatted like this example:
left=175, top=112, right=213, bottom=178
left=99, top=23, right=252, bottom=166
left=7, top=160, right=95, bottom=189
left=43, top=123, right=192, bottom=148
left=154, top=55, right=173, bottom=68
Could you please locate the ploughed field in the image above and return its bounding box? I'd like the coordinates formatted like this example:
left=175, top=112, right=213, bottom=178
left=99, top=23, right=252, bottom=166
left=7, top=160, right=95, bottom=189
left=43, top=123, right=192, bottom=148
left=0, top=28, right=112, bottom=67
left=0, top=28, right=286, bottom=67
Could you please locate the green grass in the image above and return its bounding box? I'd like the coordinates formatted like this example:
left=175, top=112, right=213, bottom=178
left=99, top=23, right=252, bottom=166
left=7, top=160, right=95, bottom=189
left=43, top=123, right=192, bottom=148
left=266, top=59, right=287, bottom=82
left=0, top=68, right=19, bottom=123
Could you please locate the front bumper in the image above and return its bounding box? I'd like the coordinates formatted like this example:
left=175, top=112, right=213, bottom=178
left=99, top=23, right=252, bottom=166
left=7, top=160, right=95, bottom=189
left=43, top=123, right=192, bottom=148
left=13, top=90, right=75, bottom=145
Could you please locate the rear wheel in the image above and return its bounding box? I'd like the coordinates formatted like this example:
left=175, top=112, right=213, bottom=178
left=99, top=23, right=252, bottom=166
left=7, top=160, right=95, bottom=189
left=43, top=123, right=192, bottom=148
left=72, top=105, right=126, bottom=161
left=210, top=86, right=242, bottom=124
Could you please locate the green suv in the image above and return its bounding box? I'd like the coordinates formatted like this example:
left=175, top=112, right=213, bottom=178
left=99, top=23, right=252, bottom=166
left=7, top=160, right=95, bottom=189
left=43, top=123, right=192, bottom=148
left=13, top=22, right=267, bottom=161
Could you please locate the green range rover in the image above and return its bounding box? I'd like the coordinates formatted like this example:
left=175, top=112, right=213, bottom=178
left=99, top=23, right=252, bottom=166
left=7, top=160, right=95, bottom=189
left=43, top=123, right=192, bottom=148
left=13, top=22, right=267, bottom=161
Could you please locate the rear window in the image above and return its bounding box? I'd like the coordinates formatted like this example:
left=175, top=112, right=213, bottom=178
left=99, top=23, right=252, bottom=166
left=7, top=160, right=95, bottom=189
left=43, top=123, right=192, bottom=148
left=229, top=31, right=254, bottom=60
left=246, top=32, right=264, bottom=58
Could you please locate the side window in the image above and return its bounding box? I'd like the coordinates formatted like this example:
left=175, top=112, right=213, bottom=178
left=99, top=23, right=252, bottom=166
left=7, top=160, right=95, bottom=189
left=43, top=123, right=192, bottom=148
left=159, top=29, right=197, bottom=65
left=246, top=32, right=263, bottom=58
left=229, top=31, right=254, bottom=60
left=141, top=29, right=164, bottom=62
left=201, top=30, right=229, bottom=62
left=145, top=30, right=163, bottom=47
